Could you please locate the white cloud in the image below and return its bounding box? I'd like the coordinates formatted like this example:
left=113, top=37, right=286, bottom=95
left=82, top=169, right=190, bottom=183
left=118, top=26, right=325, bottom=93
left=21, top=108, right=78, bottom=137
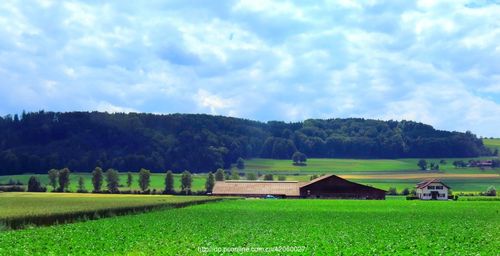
left=0, top=0, right=499, bottom=136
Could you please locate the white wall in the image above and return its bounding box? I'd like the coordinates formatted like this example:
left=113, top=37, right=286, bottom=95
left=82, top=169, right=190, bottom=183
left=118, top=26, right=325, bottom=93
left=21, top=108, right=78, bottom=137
left=416, top=182, right=448, bottom=200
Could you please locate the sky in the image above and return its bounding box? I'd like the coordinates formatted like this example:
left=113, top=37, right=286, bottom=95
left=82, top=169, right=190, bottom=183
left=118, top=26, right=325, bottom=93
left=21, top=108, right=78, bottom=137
left=0, top=0, right=499, bottom=137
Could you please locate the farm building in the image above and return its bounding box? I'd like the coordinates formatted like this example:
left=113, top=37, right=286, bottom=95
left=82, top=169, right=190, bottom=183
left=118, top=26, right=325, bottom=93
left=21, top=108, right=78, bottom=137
left=212, top=174, right=386, bottom=199
left=415, top=179, right=450, bottom=200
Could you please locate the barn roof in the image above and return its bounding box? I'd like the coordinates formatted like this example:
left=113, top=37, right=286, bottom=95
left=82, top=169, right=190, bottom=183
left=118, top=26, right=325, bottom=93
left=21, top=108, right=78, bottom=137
left=416, top=179, right=450, bottom=189
left=301, top=174, right=386, bottom=192
left=212, top=180, right=303, bottom=196
left=212, top=174, right=386, bottom=196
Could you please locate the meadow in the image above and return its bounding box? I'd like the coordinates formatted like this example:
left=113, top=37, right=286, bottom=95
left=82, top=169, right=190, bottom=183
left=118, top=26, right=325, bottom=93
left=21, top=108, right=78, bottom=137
left=0, top=199, right=498, bottom=255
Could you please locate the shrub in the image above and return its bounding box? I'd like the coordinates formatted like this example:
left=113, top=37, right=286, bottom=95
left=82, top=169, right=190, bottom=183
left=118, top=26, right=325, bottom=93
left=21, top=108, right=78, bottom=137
left=387, top=187, right=398, bottom=195
left=484, top=186, right=496, bottom=196
left=246, top=173, right=257, bottom=180
left=401, top=188, right=410, bottom=196
left=263, top=174, right=274, bottom=181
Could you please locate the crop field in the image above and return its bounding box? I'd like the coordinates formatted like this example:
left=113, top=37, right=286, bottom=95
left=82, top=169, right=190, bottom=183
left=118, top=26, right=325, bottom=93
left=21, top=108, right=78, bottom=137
left=0, top=199, right=498, bottom=255
left=0, top=193, right=219, bottom=229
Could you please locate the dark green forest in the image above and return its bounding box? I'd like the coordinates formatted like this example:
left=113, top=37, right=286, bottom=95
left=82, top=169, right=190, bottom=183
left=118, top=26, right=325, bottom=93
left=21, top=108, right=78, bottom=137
left=0, top=111, right=491, bottom=174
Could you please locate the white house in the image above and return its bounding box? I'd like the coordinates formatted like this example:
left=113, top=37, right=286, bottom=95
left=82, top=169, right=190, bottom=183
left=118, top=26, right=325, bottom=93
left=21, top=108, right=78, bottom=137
left=415, top=179, right=450, bottom=200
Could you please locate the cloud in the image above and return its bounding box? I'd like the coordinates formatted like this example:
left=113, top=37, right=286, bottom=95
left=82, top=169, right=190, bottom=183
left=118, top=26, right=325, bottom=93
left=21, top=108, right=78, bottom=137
left=0, top=0, right=499, bottom=136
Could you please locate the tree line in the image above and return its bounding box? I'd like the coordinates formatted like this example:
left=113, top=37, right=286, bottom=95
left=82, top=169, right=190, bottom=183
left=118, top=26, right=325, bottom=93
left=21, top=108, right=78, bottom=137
left=0, top=111, right=493, bottom=175
left=20, top=167, right=292, bottom=194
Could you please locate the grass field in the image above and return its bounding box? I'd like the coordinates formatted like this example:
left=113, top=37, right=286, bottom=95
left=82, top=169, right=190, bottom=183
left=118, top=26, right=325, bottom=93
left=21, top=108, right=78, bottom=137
left=484, top=138, right=500, bottom=151
left=0, top=199, right=498, bottom=255
left=241, top=157, right=497, bottom=174
left=0, top=173, right=209, bottom=193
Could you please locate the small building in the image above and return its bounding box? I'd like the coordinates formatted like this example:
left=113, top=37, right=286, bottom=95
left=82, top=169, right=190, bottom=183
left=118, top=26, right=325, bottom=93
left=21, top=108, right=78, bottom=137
left=415, top=179, right=450, bottom=200
left=212, top=174, right=386, bottom=199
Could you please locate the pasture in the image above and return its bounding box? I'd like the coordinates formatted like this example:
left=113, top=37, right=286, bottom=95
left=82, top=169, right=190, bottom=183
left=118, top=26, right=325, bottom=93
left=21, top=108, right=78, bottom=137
left=241, top=157, right=497, bottom=174
left=0, top=199, right=498, bottom=255
left=483, top=138, right=500, bottom=150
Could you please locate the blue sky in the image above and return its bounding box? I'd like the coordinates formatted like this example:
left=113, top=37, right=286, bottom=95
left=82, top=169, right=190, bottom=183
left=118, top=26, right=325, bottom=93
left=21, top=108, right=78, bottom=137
left=0, top=0, right=499, bottom=136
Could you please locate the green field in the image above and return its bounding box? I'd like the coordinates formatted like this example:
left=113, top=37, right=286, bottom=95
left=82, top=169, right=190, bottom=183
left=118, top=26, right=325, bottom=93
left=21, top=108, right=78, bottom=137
left=0, top=173, right=209, bottom=192
left=484, top=138, right=500, bottom=151
left=0, top=199, right=498, bottom=255
left=1, top=156, right=499, bottom=194
left=241, top=157, right=497, bottom=174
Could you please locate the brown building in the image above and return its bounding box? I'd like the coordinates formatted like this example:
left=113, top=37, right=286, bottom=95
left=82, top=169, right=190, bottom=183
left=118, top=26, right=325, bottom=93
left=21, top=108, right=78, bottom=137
left=212, top=174, right=386, bottom=200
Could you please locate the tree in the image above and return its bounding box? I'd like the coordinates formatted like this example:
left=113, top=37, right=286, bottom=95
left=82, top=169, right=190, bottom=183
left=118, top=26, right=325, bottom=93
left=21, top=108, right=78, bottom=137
left=278, top=175, right=286, bottom=181
left=27, top=176, right=45, bottom=192
left=417, top=159, right=427, bottom=170
left=91, top=167, right=104, bottom=192
left=126, top=172, right=133, bottom=188
left=246, top=172, right=257, bottom=180
left=230, top=170, right=240, bottom=180
left=485, top=186, right=496, bottom=196
left=48, top=169, right=58, bottom=191
left=292, top=151, right=307, bottom=165
left=58, top=168, right=71, bottom=192
left=494, top=148, right=498, bottom=156
left=77, top=176, right=87, bottom=193
left=165, top=170, right=174, bottom=194
left=387, top=187, right=397, bottom=195
left=181, top=170, right=192, bottom=195
left=138, top=168, right=151, bottom=192
left=263, top=174, right=273, bottom=181
left=236, top=157, right=245, bottom=170
left=205, top=172, right=215, bottom=193
left=106, top=169, right=120, bottom=193
left=215, top=168, right=225, bottom=181
left=401, top=188, right=410, bottom=196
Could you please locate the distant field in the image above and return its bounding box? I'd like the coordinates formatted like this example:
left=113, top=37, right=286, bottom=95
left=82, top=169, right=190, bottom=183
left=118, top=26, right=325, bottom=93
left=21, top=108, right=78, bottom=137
left=241, top=157, right=496, bottom=174
left=1, top=199, right=498, bottom=255
left=484, top=138, right=500, bottom=151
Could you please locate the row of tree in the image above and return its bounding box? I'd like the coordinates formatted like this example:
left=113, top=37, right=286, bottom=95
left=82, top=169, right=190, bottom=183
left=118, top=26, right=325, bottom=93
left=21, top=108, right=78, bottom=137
left=23, top=168, right=295, bottom=193
left=0, top=111, right=493, bottom=175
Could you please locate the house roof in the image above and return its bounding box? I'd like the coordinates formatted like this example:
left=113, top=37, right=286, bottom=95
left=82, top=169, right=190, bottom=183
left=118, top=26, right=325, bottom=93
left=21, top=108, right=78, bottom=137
left=416, top=179, right=450, bottom=189
left=212, top=180, right=303, bottom=196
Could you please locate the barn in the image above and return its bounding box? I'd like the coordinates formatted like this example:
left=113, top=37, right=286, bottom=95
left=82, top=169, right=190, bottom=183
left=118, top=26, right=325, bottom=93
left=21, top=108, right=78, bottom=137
left=212, top=174, right=386, bottom=200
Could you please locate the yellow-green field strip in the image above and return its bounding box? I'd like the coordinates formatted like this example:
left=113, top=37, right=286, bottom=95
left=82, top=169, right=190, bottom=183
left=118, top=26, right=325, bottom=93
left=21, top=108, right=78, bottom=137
left=0, top=193, right=228, bottom=229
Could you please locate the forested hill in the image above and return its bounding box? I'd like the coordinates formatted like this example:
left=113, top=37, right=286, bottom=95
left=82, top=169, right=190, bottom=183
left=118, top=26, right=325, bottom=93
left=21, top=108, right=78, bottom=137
left=0, top=111, right=491, bottom=174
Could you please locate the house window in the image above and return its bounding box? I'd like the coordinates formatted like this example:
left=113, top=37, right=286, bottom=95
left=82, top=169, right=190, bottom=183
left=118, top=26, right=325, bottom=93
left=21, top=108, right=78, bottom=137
left=436, top=186, right=443, bottom=190
left=428, top=186, right=435, bottom=189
